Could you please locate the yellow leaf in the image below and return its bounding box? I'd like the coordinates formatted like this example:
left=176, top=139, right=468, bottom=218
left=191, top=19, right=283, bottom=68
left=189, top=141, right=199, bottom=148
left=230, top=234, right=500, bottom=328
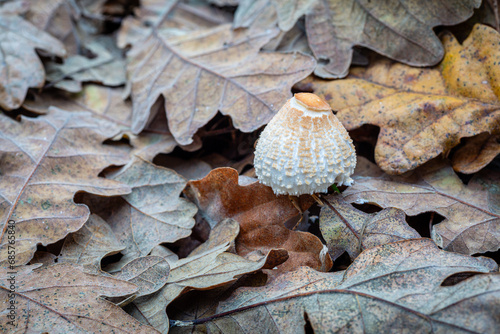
left=300, top=24, right=500, bottom=174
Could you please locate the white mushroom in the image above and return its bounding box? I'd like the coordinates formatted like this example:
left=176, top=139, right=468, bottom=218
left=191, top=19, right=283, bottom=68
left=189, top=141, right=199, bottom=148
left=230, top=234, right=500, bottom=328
left=254, top=93, right=356, bottom=196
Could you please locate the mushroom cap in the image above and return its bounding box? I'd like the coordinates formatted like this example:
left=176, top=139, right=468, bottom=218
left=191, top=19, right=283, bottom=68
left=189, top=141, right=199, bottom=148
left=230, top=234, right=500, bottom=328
left=254, top=93, right=356, bottom=196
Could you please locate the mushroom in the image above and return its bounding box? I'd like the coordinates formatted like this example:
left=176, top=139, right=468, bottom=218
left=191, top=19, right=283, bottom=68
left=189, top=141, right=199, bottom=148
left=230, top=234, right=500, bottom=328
left=254, top=92, right=356, bottom=202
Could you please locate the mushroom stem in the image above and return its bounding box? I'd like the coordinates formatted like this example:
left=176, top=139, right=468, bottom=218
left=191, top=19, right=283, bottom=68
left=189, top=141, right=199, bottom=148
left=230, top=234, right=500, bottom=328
left=288, top=195, right=304, bottom=230
left=311, top=194, right=324, bottom=206
left=288, top=195, right=302, bottom=214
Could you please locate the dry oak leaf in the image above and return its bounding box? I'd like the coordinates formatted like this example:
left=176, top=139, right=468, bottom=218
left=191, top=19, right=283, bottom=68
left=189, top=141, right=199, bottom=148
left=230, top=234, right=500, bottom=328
left=117, top=0, right=233, bottom=52
left=130, top=218, right=282, bottom=333
left=24, top=0, right=78, bottom=53
left=343, top=158, right=500, bottom=256
left=22, top=85, right=185, bottom=161
left=44, top=37, right=127, bottom=93
left=80, top=156, right=197, bottom=271
left=0, top=108, right=130, bottom=266
left=0, top=3, right=66, bottom=110
left=185, top=167, right=332, bottom=273
left=181, top=239, right=498, bottom=333
left=452, top=132, right=500, bottom=174
left=58, top=214, right=124, bottom=274
left=113, top=255, right=170, bottom=298
left=0, top=263, right=159, bottom=333
left=29, top=250, right=57, bottom=267
left=124, top=22, right=315, bottom=145
left=320, top=194, right=420, bottom=261
left=233, top=0, right=479, bottom=78
left=306, top=0, right=480, bottom=78
left=300, top=24, right=500, bottom=175
left=22, top=84, right=132, bottom=125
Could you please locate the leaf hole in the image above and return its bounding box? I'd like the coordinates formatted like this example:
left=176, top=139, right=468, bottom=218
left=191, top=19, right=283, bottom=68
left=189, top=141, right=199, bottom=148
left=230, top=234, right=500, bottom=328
left=441, top=272, right=484, bottom=286
left=406, top=212, right=445, bottom=238
left=351, top=203, right=382, bottom=214
left=101, top=252, right=123, bottom=270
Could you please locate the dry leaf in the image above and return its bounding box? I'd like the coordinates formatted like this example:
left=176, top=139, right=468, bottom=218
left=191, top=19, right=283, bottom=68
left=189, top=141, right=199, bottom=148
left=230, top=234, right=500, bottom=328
left=58, top=214, right=124, bottom=274
left=273, top=0, right=316, bottom=31
left=23, top=86, right=185, bottom=161
left=233, top=0, right=275, bottom=29
left=300, top=24, right=500, bottom=174
left=29, top=251, right=57, bottom=267
left=157, top=156, right=212, bottom=181
left=343, top=158, right=500, bottom=255
left=0, top=108, right=130, bottom=266
left=179, top=239, right=498, bottom=333
left=0, top=3, right=66, bottom=110
left=306, top=0, right=480, bottom=78
left=45, top=37, right=127, bottom=92
left=185, top=167, right=332, bottom=272
left=452, top=132, right=500, bottom=173
left=130, top=218, right=279, bottom=333
left=0, top=263, right=159, bottom=333
left=232, top=0, right=479, bottom=78
left=25, top=0, right=77, bottom=53
left=117, top=0, right=231, bottom=52
left=123, top=21, right=315, bottom=144
left=23, top=84, right=132, bottom=125
left=81, top=156, right=197, bottom=271
left=113, top=256, right=170, bottom=297
left=320, top=195, right=420, bottom=261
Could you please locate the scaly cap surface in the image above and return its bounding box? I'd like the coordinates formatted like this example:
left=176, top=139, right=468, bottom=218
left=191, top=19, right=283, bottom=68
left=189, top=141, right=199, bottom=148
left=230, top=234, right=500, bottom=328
left=254, top=93, right=356, bottom=195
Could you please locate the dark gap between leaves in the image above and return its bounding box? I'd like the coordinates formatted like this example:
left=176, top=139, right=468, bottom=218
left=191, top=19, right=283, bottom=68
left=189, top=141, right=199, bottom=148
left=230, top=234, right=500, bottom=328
left=332, top=251, right=352, bottom=272
left=304, top=311, right=314, bottom=334
left=406, top=212, right=446, bottom=238
left=473, top=249, right=500, bottom=266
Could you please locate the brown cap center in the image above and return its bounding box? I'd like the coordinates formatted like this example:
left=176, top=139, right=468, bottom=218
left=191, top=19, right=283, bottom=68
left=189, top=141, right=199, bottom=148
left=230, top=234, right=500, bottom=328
left=294, top=93, right=331, bottom=112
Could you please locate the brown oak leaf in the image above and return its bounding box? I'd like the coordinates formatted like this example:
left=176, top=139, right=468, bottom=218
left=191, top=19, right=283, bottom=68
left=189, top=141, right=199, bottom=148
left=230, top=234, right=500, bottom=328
left=185, top=167, right=332, bottom=273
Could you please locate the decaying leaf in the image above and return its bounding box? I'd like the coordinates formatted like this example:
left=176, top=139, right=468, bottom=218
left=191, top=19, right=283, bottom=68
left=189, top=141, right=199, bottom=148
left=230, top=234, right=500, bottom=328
left=343, top=158, right=500, bottom=255
left=300, top=24, right=500, bottom=174
left=320, top=195, right=420, bottom=261
left=23, top=85, right=184, bottom=161
left=44, top=37, right=127, bottom=92
left=22, top=84, right=132, bottom=125
left=25, top=0, right=77, bottom=53
left=130, top=218, right=281, bottom=333
left=58, top=214, right=124, bottom=274
left=117, top=0, right=229, bottom=49
left=123, top=19, right=315, bottom=144
left=0, top=2, right=66, bottom=109
left=177, top=239, right=498, bottom=333
left=452, top=132, right=500, bottom=173
left=0, top=263, right=159, bottom=333
left=81, top=156, right=197, bottom=271
left=113, top=256, right=170, bottom=297
left=29, top=251, right=57, bottom=267
left=0, top=108, right=130, bottom=266
left=185, top=167, right=332, bottom=272
left=232, top=0, right=479, bottom=78
left=306, top=0, right=480, bottom=78
left=233, top=0, right=276, bottom=29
